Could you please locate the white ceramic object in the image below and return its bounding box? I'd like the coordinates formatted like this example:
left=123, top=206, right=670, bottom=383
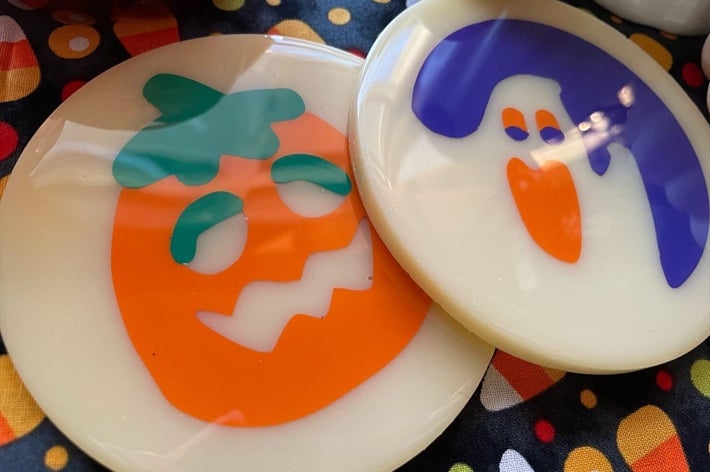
left=593, top=0, right=710, bottom=35
left=703, top=35, right=710, bottom=112
left=0, top=35, right=493, bottom=472
left=350, top=0, right=710, bottom=373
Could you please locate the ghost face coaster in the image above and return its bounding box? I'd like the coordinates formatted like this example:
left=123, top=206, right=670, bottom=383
left=350, top=0, right=710, bottom=373
left=0, top=35, right=493, bottom=471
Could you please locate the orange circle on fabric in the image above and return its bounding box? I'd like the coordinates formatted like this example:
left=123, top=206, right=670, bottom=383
left=48, top=25, right=100, bottom=59
left=564, top=446, right=613, bottom=472
left=0, top=176, right=8, bottom=200
left=630, top=33, right=673, bottom=71
left=0, top=354, right=45, bottom=446
left=213, top=0, right=245, bottom=11
left=268, top=19, right=324, bottom=43
left=44, top=445, right=69, bottom=471
left=580, top=389, right=597, bottom=409
left=52, top=10, right=96, bottom=25
left=661, top=31, right=678, bottom=40
left=328, top=7, right=351, bottom=25
left=111, top=111, right=429, bottom=427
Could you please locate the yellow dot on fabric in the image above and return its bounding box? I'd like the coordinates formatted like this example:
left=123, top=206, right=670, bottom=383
left=580, top=389, right=597, bottom=409
left=449, top=463, right=474, bottom=472
left=52, top=10, right=96, bottom=25
left=213, top=0, right=245, bottom=11
left=44, top=445, right=69, bottom=470
left=564, top=447, right=613, bottom=472
left=266, top=0, right=281, bottom=5
left=660, top=31, right=678, bottom=40
left=372, top=0, right=391, bottom=3
left=328, top=7, right=351, bottom=25
left=629, top=33, right=673, bottom=71
left=0, top=176, right=8, bottom=200
left=691, top=359, right=710, bottom=398
left=48, top=25, right=100, bottom=59
left=611, top=15, right=623, bottom=24
left=269, top=20, right=324, bottom=43
left=0, top=355, right=45, bottom=445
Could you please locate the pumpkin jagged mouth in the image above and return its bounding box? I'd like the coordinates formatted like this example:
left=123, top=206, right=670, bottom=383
left=196, top=218, right=373, bottom=352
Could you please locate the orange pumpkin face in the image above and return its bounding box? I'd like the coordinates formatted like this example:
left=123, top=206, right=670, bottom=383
left=111, top=79, right=429, bottom=427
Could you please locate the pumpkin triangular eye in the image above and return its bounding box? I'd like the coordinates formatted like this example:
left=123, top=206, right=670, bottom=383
left=144, top=74, right=224, bottom=123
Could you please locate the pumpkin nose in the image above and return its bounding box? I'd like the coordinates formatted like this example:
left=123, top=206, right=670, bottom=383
left=506, top=157, right=582, bottom=263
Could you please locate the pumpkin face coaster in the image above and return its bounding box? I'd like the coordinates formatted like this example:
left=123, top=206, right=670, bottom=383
left=350, top=0, right=710, bottom=373
left=0, top=35, right=493, bottom=471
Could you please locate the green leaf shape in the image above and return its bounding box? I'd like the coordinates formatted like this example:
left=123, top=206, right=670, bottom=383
left=171, top=191, right=244, bottom=265
left=143, top=74, right=224, bottom=123
left=271, top=153, right=352, bottom=196
left=113, top=74, right=305, bottom=188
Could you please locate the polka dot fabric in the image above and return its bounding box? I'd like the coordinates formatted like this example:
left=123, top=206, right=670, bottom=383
left=0, top=1, right=708, bottom=471
left=565, top=0, right=709, bottom=122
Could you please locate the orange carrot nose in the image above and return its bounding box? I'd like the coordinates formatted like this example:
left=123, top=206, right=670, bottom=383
left=506, top=157, right=581, bottom=263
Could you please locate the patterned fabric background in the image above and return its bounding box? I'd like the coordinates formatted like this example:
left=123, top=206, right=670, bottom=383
left=0, top=0, right=708, bottom=471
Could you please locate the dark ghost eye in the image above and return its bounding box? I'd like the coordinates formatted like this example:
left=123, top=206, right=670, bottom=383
left=502, top=107, right=529, bottom=141
left=536, top=109, right=565, bottom=145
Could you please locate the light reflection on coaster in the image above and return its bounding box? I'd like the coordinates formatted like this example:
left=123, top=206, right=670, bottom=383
left=350, top=0, right=710, bottom=373
left=0, top=35, right=493, bottom=471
